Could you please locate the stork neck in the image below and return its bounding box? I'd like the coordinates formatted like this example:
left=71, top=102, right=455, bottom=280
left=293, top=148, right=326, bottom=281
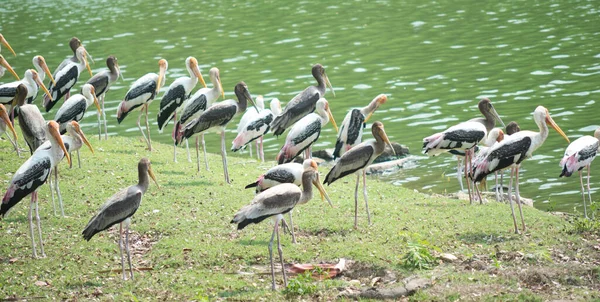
left=138, top=165, right=150, bottom=193
left=317, top=107, right=330, bottom=126
left=361, top=98, right=379, bottom=116
left=300, top=171, right=314, bottom=204
left=538, top=119, right=549, bottom=143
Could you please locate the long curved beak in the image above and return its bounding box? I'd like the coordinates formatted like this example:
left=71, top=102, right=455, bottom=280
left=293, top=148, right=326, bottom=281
left=148, top=166, right=160, bottom=188
left=75, top=126, right=94, bottom=154
left=244, top=90, right=259, bottom=114
left=490, top=105, right=505, bottom=128
left=84, top=55, right=93, bottom=77
left=39, top=58, right=56, bottom=86
left=218, top=77, right=224, bottom=100
left=365, top=111, right=374, bottom=123
left=0, top=56, right=19, bottom=80
left=50, top=123, right=71, bottom=167
left=34, top=71, right=53, bottom=101
left=156, top=63, right=167, bottom=94
left=381, top=128, right=396, bottom=157
left=116, top=62, right=125, bottom=81
left=365, top=95, right=387, bottom=123
left=326, top=106, right=338, bottom=132
left=84, top=49, right=95, bottom=64
left=1, top=36, right=16, bottom=57
left=313, top=174, right=333, bottom=207
left=546, top=115, right=570, bottom=143
left=193, top=67, right=207, bottom=88
left=324, top=72, right=335, bottom=97
left=0, top=107, right=17, bottom=142
left=92, top=91, right=102, bottom=114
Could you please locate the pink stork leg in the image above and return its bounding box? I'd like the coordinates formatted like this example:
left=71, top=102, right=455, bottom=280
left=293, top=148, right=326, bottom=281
left=515, top=165, right=526, bottom=233
left=586, top=165, right=594, bottom=219
left=579, top=170, right=588, bottom=219
left=507, top=167, right=519, bottom=234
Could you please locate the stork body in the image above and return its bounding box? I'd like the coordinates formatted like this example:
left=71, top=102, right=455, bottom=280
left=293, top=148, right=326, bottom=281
left=43, top=46, right=92, bottom=112
left=233, top=98, right=282, bottom=162
left=54, top=84, right=101, bottom=134
left=86, top=56, right=121, bottom=140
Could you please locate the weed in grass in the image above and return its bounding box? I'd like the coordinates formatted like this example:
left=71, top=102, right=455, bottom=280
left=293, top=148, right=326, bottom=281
left=401, top=240, right=439, bottom=270
left=284, top=271, right=318, bottom=296
left=568, top=216, right=600, bottom=234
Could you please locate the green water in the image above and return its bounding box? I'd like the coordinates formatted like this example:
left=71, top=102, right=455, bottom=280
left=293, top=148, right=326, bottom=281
left=1, top=0, right=599, bottom=212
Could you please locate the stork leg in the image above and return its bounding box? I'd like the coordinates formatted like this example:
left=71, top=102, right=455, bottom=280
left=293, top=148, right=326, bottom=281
left=125, top=221, right=134, bottom=280
left=119, top=222, right=126, bottom=280
left=260, top=136, right=265, bottom=162
left=145, top=104, right=152, bottom=151
left=276, top=218, right=287, bottom=288
left=249, top=140, right=253, bottom=158
left=49, top=170, right=57, bottom=216
left=474, top=178, right=484, bottom=204
left=508, top=167, right=520, bottom=234
left=255, top=140, right=260, bottom=160
left=5, top=132, right=21, bottom=157
left=456, top=157, right=464, bottom=192
left=268, top=218, right=277, bottom=290
left=102, top=95, right=108, bottom=140
left=363, top=169, right=371, bottom=225
left=172, top=112, right=178, bottom=163
left=34, top=191, right=45, bottom=258
left=76, top=150, right=81, bottom=169
left=29, top=192, right=38, bottom=258
left=202, top=133, right=209, bottom=171
left=586, top=165, right=594, bottom=219
left=515, top=165, right=526, bottom=233
left=137, top=108, right=148, bottom=149
left=466, top=151, right=473, bottom=204
left=579, top=170, right=588, bottom=219
left=55, top=167, right=64, bottom=217
left=221, top=131, right=230, bottom=184
left=288, top=211, right=297, bottom=244
left=185, top=139, right=191, bottom=162
left=500, top=172, right=505, bottom=202
left=354, top=173, right=360, bottom=229
left=494, top=171, right=500, bottom=202
left=97, top=101, right=102, bottom=140
left=195, top=136, right=200, bottom=172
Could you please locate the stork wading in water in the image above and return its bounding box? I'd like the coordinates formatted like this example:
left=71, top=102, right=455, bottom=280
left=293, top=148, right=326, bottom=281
left=334, top=94, right=387, bottom=158
left=422, top=98, right=505, bottom=203
left=0, top=54, right=19, bottom=80
left=276, top=98, right=338, bottom=164
left=559, top=127, right=600, bottom=219
left=1, top=121, right=71, bottom=258
left=40, top=121, right=94, bottom=216
left=54, top=83, right=102, bottom=135
left=117, top=59, right=168, bottom=151
left=471, top=106, right=569, bottom=234
left=270, top=64, right=335, bottom=136
left=44, top=46, right=93, bottom=112
left=233, top=97, right=282, bottom=162
left=83, top=158, right=159, bottom=280
left=156, top=57, right=206, bottom=162
left=231, top=159, right=331, bottom=290
left=86, top=55, right=122, bottom=140
left=324, top=121, right=395, bottom=229
left=176, top=82, right=256, bottom=184
left=173, top=67, right=223, bottom=170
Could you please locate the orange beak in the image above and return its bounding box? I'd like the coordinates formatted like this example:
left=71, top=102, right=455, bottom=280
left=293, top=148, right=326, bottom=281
left=49, top=121, right=71, bottom=166
left=0, top=55, right=19, bottom=80
left=0, top=34, right=16, bottom=57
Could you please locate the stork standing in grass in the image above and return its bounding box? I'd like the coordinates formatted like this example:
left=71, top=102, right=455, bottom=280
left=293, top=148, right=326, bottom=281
left=559, top=127, right=600, bottom=219
left=233, top=97, right=281, bottom=162
left=0, top=104, right=18, bottom=153
left=86, top=55, right=121, bottom=140
left=14, top=84, right=47, bottom=155
left=472, top=106, right=570, bottom=234
left=54, top=83, right=102, bottom=136
left=44, top=46, right=93, bottom=112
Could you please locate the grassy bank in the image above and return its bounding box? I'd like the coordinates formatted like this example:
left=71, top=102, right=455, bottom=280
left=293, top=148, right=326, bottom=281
left=0, top=135, right=598, bottom=301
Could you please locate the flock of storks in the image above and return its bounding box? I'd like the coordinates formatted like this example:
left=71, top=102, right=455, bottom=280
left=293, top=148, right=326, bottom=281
left=0, top=35, right=598, bottom=290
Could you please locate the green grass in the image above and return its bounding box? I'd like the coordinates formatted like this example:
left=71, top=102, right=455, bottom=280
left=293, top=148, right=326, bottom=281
left=0, top=136, right=599, bottom=301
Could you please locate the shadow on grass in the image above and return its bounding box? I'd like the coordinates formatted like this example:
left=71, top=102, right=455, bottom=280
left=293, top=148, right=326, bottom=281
left=65, top=280, right=104, bottom=290
left=457, top=231, right=516, bottom=244
left=164, top=180, right=212, bottom=187
left=238, top=239, right=269, bottom=246
left=218, top=287, right=264, bottom=299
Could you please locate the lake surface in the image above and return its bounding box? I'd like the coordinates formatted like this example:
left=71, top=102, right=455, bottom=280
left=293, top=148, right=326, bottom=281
left=1, top=0, right=599, bottom=213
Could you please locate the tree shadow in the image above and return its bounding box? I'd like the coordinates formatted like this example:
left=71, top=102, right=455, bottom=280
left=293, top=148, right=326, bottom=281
left=457, top=231, right=518, bottom=244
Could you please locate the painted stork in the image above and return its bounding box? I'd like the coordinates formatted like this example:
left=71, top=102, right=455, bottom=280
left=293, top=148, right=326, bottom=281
left=1, top=121, right=71, bottom=258
left=472, top=106, right=569, bottom=234
left=232, top=97, right=282, bottom=162
left=0, top=54, right=19, bottom=80
left=0, top=34, right=16, bottom=57
left=156, top=57, right=206, bottom=162
left=82, top=158, right=159, bottom=280
left=54, top=83, right=102, bottom=135
left=0, top=104, right=18, bottom=153
left=324, top=121, right=394, bottom=228
left=32, top=55, right=56, bottom=94
left=50, top=37, right=83, bottom=78
left=333, top=94, right=387, bottom=159
left=231, top=159, right=330, bottom=290
left=422, top=98, right=505, bottom=203
left=14, top=84, right=47, bottom=155
left=40, top=121, right=93, bottom=216
left=276, top=98, right=338, bottom=164
left=117, top=59, right=168, bottom=151
left=235, top=95, right=265, bottom=159
left=559, top=127, right=600, bottom=219
left=270, top=64, right=334, bottom=136
left=86, top=55, right=121, bottom=140
left=470, top=128, right=505, bottom=202
left=173, top=67, right=223, bottom=170
left=0, top=69, right=52, bottom=114
left=176, top=82, right=256, bottom=184
left=43, top=46, right=92, bottom=112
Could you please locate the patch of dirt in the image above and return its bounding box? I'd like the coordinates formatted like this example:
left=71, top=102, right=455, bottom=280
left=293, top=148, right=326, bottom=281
left=342, top=261, right=389, bottom=280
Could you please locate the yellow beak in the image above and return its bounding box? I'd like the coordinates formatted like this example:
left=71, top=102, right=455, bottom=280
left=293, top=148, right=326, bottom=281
left=0, top=55, right=19, bottom=80
left=33, top=70, right=53, bottom=101
left=1, top=35, right=16, bottom=57
left=546, top=114, right=570, bottom=143
left=326, top=106, right=338, bottom=132
left=0, top=105, right=17, bottom=142
left=148, top=166, right=160, bottom=188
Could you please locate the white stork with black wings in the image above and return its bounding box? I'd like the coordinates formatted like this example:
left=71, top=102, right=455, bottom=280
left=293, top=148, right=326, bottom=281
left=334, top=94, right=387, bottom=159
left=54, top=84, right=101, bottom=134
left=233, top=97, right=282, bottom=162
left=86, top=55, right=121, bottom=140
left=0, top=69, right=52, bottom=114
left=176, top=82, right=256, bottom=184
left=43, top=46, right=92, bottom=112
left=270, top=64, right=334, bottom=136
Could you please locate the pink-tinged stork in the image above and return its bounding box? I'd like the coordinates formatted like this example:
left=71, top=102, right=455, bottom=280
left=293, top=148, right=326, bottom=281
left=86, top=55, right=122, bottom=140
left=471, top=128, right=505, bottom=202
left=156, top=57, right=207, bottom=162
left=175, top=82, right=256, bottom=184
left=233, top=97, right=282, bottom=162
left=0, top=54, right=19, bottom=80
left=270, top=64, right=335, bottom=136
left=117, top=59, right=168, bottom=151
left=231, top=159, right=330, bottom=290
left=559, top=127, right=600, bottom=219
left=173, top=67, right=223, bottom=170
left=472, top=106, right=569, bottom=234
left=1, top=121, right=71, bottom=258
left=324, top=121, right=394, bottom=229
left=333, top=94, right=387, bottom=159
left=276, top=98, right=338, bottom=164
left=43, top=46, right=93, bottom=112
left=422, top=98, right=505, bottom=203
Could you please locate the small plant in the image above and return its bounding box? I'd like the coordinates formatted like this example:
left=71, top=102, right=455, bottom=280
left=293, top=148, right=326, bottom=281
left=401, top=239, right=439, bottom=270
left=284, top=271, right=318, bottom=296
left=194, top=289, right=210, bottom=302
left=568, top=216, right=600, bottom=234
